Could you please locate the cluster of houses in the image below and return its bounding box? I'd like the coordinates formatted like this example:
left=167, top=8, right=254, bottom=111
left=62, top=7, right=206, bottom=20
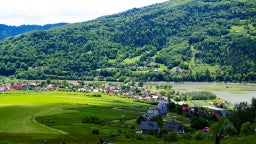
left=136, top=99, right=229, bottom=135
left=0, top=82, right=59, bottom=92
left=136, top=101, right=185, bottom=135
left=78, top=84, right=122, bottom=94
left=78, top=83, right=169, bottom=101
left=0, top=82, right=30, bottom=92
left=0, top=81, right=169, bottom=103
left=181, top=103, right=229, bottom=120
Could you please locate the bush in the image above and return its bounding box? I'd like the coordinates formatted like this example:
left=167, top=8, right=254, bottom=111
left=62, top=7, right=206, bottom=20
left=150, top=115, right=163, bottom=127
left=148, top=129, right=155, bottom=135
left=182, top=132, right=193, bottom=140
left=92, top=129, right=99, bottom=135
left=135, top=135, right=144, bottom=140
left=164, top=132, right=178, bottom=142
left=110, top=133, right=116, bottom=137
left=185, top=91, right=217, bottom=100
left=82, top=116, right=105, bottom=124
left=125, top=133, right=135, bottom=139
left=240, top=122, right=254, bottom=135
left=190, top=116, right=209, bottom=130
left=92, top=93, right=101, bottom=97
left=159, top=129, right=168, bottom=138
left=219, top=119, right=238, bottom=136
left=193, top=130, right=205, bottom=140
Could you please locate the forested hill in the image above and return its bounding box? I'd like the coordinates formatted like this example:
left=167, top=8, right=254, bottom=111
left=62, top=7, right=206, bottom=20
left=0, top=23, right=67, bottom=40
left=0, top=0, right=256, bottom=82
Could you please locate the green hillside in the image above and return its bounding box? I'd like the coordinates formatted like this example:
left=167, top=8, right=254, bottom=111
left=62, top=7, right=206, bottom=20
left=0, top=0, right=255, bottom=82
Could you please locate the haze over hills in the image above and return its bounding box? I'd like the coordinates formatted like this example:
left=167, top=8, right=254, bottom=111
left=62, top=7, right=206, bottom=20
left=0, top=23, right=67, bottom=40
left=0, top=0, right=255, bottom=82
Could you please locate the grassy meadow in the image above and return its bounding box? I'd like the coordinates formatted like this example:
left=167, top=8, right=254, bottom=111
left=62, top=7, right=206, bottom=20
left=0, top=91, right=255, bottom=144
left=0, top=91, right=150, bottom=143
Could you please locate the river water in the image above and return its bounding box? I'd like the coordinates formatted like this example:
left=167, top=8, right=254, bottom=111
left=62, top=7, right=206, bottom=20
left=146, top=82, right=256, bottom=106
left=171, top=82, right=256, bottom=106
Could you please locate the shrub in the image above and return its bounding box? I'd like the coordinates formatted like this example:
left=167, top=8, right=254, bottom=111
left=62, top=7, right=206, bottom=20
left=82, top=116, right=105, bottom=124
left=182, top=132, right=193, bottom=140
left=193, top=130, right=205, bottom=140
left=135, top=135, right=144, bottom=140
left=190, top=116, right=208, bottom=130
left=147, top=101, right=158, bottom=105
left=119, top=115, right=126, bottom=122
left=92, top=93, right=101, bottom=97
left=159, top=129, right=168, bottom=138
left=150, top=115, right=163, bottom=127
left=110, top=133, right=116, bottom=137
left=164, top=132, right=178, bottom=142
left=240, top=122, right=254, bottom=135
left=92, top=129, right=99, bottom=135
left=148, top=129, right=155, bottom=135
left=185, top=91, right=217, bottom=100
left=125, top=133, right=135, bottom=139
left=219, top=119, right=238, bottom=136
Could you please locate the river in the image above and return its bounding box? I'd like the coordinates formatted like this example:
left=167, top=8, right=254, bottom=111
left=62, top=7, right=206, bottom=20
left=172, top=82, right=256, bottom=106
left=146, top=82, right=256, bottom=106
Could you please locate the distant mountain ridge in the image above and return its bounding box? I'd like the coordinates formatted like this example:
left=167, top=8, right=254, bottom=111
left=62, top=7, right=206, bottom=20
left=0, top=23, right=67, bottom=40
left=0, top=0, right=255, bottom=82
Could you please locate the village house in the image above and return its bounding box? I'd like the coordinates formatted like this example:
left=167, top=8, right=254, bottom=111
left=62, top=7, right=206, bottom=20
left=0, top=86, right=7, bottom=92
left=78, top=87, right=87, bottom=92
left=164, top=122, right=185, bottom=134
left=158, top=101, right=168, bottom=116
left=137, top=66, right=148, bottom=71
left=152, top=95, right=159, bottom=100
left=30, top=82, right=42, bottom=90
left=140, top=121, right=159, bottom=134
left=146, top=107, right=159, bottom=118
left=203, top=106, right=229, bottom=117
left=133, top=95, right=143, bottom=100
left=136, top=114, right=150, bottom=124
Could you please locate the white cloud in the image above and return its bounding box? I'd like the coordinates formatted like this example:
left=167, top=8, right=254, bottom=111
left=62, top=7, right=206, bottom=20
left=0, top=0, right=167, bottom=26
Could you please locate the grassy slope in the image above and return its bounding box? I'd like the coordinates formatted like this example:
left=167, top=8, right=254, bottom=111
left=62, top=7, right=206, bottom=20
left=0, top=91, right=86, bottom=133
left=0, top=91, right=150, bottom=143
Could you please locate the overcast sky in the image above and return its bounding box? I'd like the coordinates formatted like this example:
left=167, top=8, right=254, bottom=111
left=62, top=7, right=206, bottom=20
left=0, top=0, right=167, bottom=26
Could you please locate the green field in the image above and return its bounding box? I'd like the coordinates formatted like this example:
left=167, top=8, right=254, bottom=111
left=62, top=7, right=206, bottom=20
left=0, top=91, right=151, bottom=143
left=0, top=91, right=255, bottom=144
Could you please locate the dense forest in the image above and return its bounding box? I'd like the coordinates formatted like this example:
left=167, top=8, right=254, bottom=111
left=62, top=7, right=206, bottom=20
left=0, top=23, right=67, bottom=40
left=0, top=0, right=255, bottom=82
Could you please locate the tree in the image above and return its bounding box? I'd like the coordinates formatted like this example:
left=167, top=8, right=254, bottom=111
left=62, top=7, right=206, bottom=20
left=138, top=81, right=144, bottom=87
left=251, top=98, right=256, bottom=117
left=150, top=115, right=163, bottom=127
left=193, top=130, right=205, bottom=140
left=219, top=119, right=237, bottom=136
left=190, top=116, right=208, bottom=130
left=228, top=101, right=254, bottom=132
left=46, top=78, right=51, bottom=85
left=167, top=102, right=176, bottom=112
left=240, top=122, right=254, bottom=136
